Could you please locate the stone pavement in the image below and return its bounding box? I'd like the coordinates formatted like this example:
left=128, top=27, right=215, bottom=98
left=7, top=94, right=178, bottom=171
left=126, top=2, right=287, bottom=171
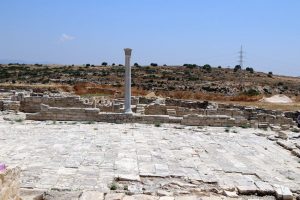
left=0, top=114, right=300, bottom=198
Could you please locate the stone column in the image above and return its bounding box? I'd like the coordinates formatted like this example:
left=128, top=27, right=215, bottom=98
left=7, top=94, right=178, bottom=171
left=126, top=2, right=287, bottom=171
left=124, top=48, right=132, bottom=114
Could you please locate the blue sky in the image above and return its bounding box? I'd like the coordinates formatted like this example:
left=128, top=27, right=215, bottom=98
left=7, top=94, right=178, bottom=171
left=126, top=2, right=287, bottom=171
left=0, top=0, right=299, bottom=75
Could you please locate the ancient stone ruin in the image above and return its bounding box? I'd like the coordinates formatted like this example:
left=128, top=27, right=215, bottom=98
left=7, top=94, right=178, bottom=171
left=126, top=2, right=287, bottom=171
left=0, top=49, right=300, bottom=200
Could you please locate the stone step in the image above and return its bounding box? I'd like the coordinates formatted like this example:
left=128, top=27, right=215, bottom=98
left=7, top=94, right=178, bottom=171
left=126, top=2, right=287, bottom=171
left=136, top=104, right=146, bottom=114
left=167, top=109, right=176, bottom=116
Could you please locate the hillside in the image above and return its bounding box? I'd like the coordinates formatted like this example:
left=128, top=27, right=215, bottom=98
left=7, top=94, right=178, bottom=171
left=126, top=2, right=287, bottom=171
left=0, top=63, right=300, bottom=102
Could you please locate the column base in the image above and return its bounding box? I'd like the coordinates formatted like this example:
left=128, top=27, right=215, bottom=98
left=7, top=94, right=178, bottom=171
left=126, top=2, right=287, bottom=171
left=125, top=109, right=133, bottom=114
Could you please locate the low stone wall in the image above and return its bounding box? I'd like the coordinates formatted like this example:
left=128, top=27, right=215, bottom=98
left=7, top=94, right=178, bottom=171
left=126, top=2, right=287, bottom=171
left=182, top=114, right=248, bottom=127
left=257, top=113, right=296, bottom=126
left=26, top=104, right=252, bottom=127
left=284, top=111, right=300, bottom=124
left=0, top=100, right=20, bottom=111
left=26, top=104, right=182, bottom=124
left=0, top=167, right=21, bottom=200
left=27, top=104, right=100, bottom=121
left=26, top=104, right=296, bottom=128
left=20, top=95, right=93, bottom=113
left=144, top=103, right=167, bottom=115
left=165, top=98, right=212, bottom=109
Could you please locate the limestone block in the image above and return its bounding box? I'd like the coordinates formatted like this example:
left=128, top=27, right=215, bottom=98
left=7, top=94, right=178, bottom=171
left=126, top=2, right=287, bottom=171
left=237, top=184, right=258, bottom=195
left=278, top=131, right=288, bottom=140
left=258, top=123, right=269, bottom=129
left=274, top=185, right=293, bottom=200
left=255, top=181, right=274, bottom=195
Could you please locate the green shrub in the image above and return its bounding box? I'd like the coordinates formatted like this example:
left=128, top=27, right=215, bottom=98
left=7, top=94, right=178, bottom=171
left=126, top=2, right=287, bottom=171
left=15, top=118, right=23, bottom=123
left=243, top=89, right=260, bottom=96
left=291, top=128, right=300, bottom=133
left=123, top=185, right=128, bottom=190
left=110, top=182, right=117, bottom=190
left=240, top=124, right=251, bottom=129
left=154, top=122, right=161, bottom=127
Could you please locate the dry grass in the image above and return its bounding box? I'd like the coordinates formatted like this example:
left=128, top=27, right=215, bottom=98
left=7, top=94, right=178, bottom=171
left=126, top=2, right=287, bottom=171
left=73, top=82, right=117, bottom=96
left=156, top=91, right=263, bottom=102
left=217, top=101, right=300, bottom=111
left=0, top=83, right=73, bottom=93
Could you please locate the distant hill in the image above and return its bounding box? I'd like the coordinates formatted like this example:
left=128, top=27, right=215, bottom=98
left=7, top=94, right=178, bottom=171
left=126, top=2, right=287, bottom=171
left=0, top=63, right=299, bottom=101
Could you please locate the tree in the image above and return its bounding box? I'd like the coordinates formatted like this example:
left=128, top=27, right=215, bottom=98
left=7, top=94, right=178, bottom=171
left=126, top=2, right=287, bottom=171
left=134, top=63, right=140, bottom=67
left=112, top=63, right=115, bottom=66
left=234, top=65, right=241, bottom=72
left=202, top=64, right=212, bottom=72
left=101, top=62, right=108, bottom=66
left=85, top=64, right=90, bottom=67
left=184, top=64, right=198, bottom=69
left=150, top=63, right=158, bottom=67
left=246, top=67, right=254, bottom=73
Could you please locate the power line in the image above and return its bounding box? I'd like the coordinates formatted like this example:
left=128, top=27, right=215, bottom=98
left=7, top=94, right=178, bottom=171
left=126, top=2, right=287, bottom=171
left=238, top=45, right=244, bottom=68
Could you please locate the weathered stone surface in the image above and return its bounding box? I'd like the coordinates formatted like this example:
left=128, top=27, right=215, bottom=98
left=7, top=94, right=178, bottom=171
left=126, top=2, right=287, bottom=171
left=157, top=190, right=173, bottom=197
left=79, top=191, right=104, bottom=200
left=42, top=190, right=82, bottom=200
left=222, top=190, right=238, bottom=198
left=276, top=140, right=296, bottom=151
left=159, top=197, right=175, bottom=200
left=105, top=193, right=126, bottom=200
left=237, top=184, right=257, bottom=195
left=174, top=196, right=200, bottom=200
left=278, top=131, right=288, bottom=140
left=129, top=194, right=159, bottom=200
left=116, top=174, right=141, bottom=182
left=274, top=185, right=293, bottom=200
left=292, top=149, right=300, bottom=158
left=1, top=118, right=300, bottom=194
left=20, top=188, right=44, bottom=200
left=255, top=181, right=274, bottom=195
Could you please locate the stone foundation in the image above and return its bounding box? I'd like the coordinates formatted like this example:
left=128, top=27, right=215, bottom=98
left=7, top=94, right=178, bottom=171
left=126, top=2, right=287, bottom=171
left=165, top=98, right=213, bottom=109
left=0, top=100, right=20, bottom=112
left=20, top=95, right=93, bottom=113
left=0, top=167, right=21, bottom=200
left=26, top=104, right=100, bottom=121
left=144, top=103, right=167, bottom=115
left=182, top=114, right=249, bottom=127
left=26, top=104, right=254, bottom=127
left=26, top=104, right=182, bottom=124
left=14, top=94, right=298, bottom=128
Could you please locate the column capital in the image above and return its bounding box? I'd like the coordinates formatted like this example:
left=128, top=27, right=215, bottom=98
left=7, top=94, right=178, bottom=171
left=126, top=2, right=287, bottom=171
left=124, top=48, right=132, bottom=56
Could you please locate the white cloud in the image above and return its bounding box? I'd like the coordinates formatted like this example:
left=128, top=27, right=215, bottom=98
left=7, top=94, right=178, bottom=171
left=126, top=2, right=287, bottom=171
left=60, top=33, right=75, bottom=42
